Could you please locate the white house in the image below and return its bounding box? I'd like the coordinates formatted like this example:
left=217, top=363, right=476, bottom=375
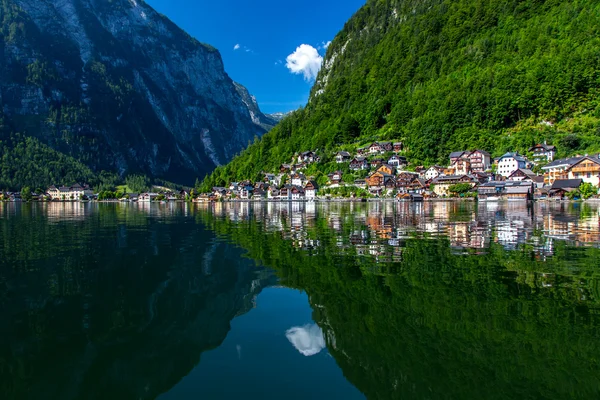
left=529, top=143, right=557, bottom=163
left=424, top=166, right=444, bottom=181
left=335, top=151, right=352, bottom=163
left=497, top=152, right=528, bottom=177
left=290, top=186, right=305, bottom=200
left=139, top=193, right=159, bottom=202
left=291, top=172, right=306, bottom=187
left=387, top=155, right=406, bottom=167
left=47, top=184, right=94, bottom=200
left=304, top=181, right=319, bottom=199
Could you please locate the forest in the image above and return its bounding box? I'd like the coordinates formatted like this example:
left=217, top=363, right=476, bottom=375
left=201, top=0, right=600, bottom=190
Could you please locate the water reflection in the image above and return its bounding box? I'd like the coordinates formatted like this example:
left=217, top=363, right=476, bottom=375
left=2, top=201, right=600, bottom=400
left=194, top=200, right=600, bottom=399
left=0, top=202, right=275, bottom=400
left=286, top=324, right=326, bottom=356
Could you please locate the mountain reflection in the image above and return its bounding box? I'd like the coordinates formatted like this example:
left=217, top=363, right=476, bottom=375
left=2, top=201, right=600, bottom=400
left=195, top=201, right=600, bottom=400
left=0, top=203, right=275, bottom=400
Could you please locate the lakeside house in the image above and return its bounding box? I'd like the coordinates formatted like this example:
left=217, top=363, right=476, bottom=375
left=541, top=155, right=600, bottom=185
left=139, top=193, right=159, bottom=202
left=47, top=184, right=94, bottom=201
left=507, top=169, right=544, bottom=188
left=424, top=166, right=445, bottom=180
left=497, top=153, right=528, bottom=177
left=304, top=181, right=319, bottom=199
left=478, top=181, right=534, bottom=200
left=431, top=175, right=477, bottom=197
left=565, top=156, right=600, bottom=187
left=549, top=179, right=583, bottom=198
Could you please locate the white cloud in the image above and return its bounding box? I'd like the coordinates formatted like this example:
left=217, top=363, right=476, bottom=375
left=285, top=324, right=326, bottom=356
left=317, top=40, right=332, bottom=50
left=233, top=44, right=240, bottom=50
left=286, top=44, right=323, bottom=81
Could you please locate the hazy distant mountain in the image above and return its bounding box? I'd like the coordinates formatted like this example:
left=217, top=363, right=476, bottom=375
left=266, top=111, right=293, bottom=122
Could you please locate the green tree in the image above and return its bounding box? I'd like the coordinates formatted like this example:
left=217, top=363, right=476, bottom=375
left=579, top=183, right=598, bottom=200
left=21, top=186, right=32, bottom=202
left=448, top=183, right=473, bottom=196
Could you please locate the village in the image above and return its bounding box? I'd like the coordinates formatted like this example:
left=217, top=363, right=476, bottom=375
left=195, top=141, right=600, bottom=202
left=2, top=142, right=600, bottom=203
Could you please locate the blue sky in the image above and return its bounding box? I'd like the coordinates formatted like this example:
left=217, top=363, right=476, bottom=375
left=145, top=0, right=366, bottom=114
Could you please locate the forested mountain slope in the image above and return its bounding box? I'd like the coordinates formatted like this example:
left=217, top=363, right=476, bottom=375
left=0, top=0, right=272, bottom=190
left=202, top=0, right=600, bottom=188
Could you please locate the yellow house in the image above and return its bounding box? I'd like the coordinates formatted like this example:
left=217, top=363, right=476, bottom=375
left=567, top=157, right=600, bottom=186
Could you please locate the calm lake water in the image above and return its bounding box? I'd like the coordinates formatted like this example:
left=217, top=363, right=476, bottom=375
left=1, top=201, right=600, bottom=399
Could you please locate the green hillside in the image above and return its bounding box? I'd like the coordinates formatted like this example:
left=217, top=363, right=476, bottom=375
left=201, top=0, right=600, bottom=189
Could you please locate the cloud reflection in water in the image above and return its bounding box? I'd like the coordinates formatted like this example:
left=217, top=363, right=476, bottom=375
left=285, top=324, right=326, bottom=356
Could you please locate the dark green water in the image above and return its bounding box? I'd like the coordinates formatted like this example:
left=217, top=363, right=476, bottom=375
left=1, top=201, right=600, bottom=399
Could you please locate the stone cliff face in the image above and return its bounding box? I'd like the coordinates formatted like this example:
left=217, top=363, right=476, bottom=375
left=233, top=81, right=278, bottom=132
left=0, top=0, right=272, bottom=183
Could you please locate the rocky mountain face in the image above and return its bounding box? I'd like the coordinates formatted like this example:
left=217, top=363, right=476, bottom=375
left=0, top=0, right=273, bottom=184
left=233, top=82, right=278, bottom=132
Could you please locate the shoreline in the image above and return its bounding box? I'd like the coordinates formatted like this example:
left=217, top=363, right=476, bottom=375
left=1, top=197, right=596, bottom=205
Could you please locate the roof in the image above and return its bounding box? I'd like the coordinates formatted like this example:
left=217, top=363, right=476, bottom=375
left=337, top=151, right=351, bottom=157
left=529, top=143, right=556, bottom=152
left=498, top=152, right=527, bottom=162
left=506, top=186, right=532, bottom=194
left=567, top=156, right=600, bottom=169
left=551, top=179, right=582, bottom=190
left=433, top=175, right=472, bottom=183
left=449, top=151, right=466, bottom=158
left=542, top=156, right=583, bottom=169
left=470, top=149, right=490, bottom=156
left=509, top=168, right=538, bottom=179
left=304, top=180, right=319, bottom=189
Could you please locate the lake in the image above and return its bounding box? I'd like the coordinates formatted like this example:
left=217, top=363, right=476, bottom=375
left=1, top=201, right=600, bottom=399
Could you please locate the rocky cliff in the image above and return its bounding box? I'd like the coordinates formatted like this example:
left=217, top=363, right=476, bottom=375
left=0, top=0, right=273, bottom=184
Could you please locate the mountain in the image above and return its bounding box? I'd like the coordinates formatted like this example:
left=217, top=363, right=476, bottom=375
left=0, top=0, right=273, bottom=189
left=266, top=111, right=292, bottom=122
left=233, top=82, right=278, bottom=131
left=201, top=0, right=600, bottom=188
